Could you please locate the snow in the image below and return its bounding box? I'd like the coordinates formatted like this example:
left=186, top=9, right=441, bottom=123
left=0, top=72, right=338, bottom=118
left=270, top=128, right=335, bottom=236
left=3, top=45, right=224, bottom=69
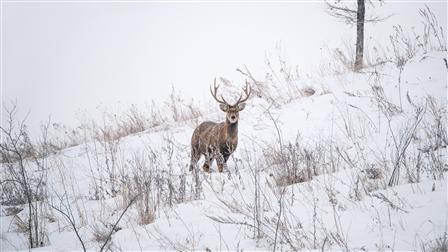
left=1, top=40, right=447, bottom=252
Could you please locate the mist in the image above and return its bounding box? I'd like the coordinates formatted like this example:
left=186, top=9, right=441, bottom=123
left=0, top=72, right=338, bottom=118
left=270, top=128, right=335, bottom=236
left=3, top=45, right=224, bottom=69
left=3, top=1, right=446, bottom=137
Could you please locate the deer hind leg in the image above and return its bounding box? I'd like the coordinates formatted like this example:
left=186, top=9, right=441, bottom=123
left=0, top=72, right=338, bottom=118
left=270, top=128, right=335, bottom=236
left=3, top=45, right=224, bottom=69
left=189, top=146, right=200, bottom=172
left=202, top=153, right=213, bottom=173
left=217, top=164, right=224, bottom=173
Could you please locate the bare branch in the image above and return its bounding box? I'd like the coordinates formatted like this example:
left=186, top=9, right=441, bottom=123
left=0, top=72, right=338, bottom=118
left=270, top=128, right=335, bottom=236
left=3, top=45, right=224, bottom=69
left=99, top=194, right=139, bottom=252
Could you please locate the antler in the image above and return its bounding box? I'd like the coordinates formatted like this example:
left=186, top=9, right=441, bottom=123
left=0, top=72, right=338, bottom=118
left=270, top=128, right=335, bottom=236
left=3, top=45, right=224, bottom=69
left=210, top=78, right=251, bottom=106
left=210, top=78, right=230, bottom=105
left=232, top=80, right=252, bottom=106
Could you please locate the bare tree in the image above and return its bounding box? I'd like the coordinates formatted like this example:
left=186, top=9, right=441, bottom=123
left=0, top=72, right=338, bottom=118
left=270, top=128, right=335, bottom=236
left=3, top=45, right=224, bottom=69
left=0, top=102, right=47, bottom=248
left=326, top=0, right=389, bottom=71
left=354, top=0, right=366, bottom=71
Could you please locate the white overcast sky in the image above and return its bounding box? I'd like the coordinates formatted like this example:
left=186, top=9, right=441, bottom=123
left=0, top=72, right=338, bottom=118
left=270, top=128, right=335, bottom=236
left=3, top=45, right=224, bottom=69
left=2, top=1, right=446, bottom=137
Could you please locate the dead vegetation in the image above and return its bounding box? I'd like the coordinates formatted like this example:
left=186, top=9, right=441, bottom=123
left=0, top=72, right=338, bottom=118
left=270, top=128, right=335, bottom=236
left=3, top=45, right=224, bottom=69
left=1, top=6, right=446, bottom=251
left=422, top=233, right=448, bottom=252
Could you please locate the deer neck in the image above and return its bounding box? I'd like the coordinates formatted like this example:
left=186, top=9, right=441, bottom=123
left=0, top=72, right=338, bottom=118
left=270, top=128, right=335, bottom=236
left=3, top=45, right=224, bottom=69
left=224, top=119, right=238, bottom=139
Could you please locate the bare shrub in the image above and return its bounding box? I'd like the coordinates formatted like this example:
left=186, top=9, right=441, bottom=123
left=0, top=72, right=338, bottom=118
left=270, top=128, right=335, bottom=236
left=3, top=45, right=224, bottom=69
left=207, top=151, right=312, bottom=250
left=321, top=5, right=445, bottom=76
left=328, top=40, right=356, bottom=74
left=350, top=165, right=385, bottom=201
left=0, top=103, right=48, bottom=248
left=422, top=233, right=448, bottom=252
left=2, top=92, right=204, bottom=163
left=165, top=86, right=203, bottom=123
left=390, top=25, right=418, bottom=68
left=79, top=119, right=123, bottom=200
left=91, top=221, right=121, bottom=251
left=46, top=123, right=85, bottom=151
left=371, top=84, right=402, bottom=117
left=388, top=104, right=425, bottom=186
left=319, top=39, right=390, bottom=75
left=237, top=46, right=314, bottom=106
left=262, top=105, right=330, bottom=187
left=389, top=6, right=446, bottom=69
left=266, top=139, right=327, bottom=187
left=120, top=104, right=147, bottom=134
left=90, top=195, right=137, bottom=252
left=120, top=152, right=156, bottom=225
left=418, top=5, right=447, bottom=52
left=92, top=223, right=111, bottom=245
left=420, top=97, right=448, bottom=153
left=50, top=193, right=87, bottom=252
left=418, top=97, right=448, bottom=183
left=117, top=137, right=198, bottom=227
left=4, top=206, right=23, bottom=216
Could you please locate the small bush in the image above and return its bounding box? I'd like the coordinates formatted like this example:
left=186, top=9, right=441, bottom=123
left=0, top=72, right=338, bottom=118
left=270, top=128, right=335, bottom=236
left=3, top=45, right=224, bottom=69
left=422, top=233, right=448, bottom=252
left=265, top=137, right=327, bottom=187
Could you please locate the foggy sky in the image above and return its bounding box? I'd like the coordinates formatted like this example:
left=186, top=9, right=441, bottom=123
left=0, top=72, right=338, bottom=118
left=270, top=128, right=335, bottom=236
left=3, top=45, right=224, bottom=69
left=2, top=1, right=446, bottom=137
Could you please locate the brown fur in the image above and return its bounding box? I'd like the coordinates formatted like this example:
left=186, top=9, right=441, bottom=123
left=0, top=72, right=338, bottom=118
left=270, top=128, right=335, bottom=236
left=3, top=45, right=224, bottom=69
left=189, top=115, right=240, bottom=173
left=189, top=79, right=250, bottom=173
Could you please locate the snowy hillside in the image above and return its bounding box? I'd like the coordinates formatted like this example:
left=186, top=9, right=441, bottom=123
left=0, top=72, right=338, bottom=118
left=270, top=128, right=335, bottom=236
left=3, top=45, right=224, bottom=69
left=1, top=2, right=448, bottom=249
left=1, top=48, right=446, bottom=251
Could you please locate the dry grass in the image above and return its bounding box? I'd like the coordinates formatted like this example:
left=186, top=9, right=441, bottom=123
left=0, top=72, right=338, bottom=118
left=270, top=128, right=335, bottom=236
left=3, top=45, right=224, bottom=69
left=422, top=233, right=448, bottom=252
left=265, top=137, right=329, bottom=187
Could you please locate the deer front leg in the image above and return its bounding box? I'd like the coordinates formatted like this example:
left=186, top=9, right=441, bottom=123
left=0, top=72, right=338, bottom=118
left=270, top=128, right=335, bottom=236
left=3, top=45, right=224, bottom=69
left=216, top=153, right=228, bottom=173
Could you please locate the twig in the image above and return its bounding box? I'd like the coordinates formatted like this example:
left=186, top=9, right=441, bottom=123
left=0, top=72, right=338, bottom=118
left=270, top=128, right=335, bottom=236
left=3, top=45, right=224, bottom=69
left=99, top=194, right=139, bottom=252
left=50, top=204, right=87, bottom=252
left=273, top=188, right=285, bottom=252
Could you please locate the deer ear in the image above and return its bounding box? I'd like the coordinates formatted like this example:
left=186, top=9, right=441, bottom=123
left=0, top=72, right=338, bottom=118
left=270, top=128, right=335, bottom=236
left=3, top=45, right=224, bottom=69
left=237, top=103, right=246, bottom=111
left=219, top=103, right=228, bottom=112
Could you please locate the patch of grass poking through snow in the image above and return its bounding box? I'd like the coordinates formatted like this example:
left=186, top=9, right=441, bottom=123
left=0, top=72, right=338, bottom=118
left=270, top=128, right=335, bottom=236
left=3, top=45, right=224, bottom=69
left=422, top=232, right=448, bottom=252
left=265, top=139, right=327, bottom=187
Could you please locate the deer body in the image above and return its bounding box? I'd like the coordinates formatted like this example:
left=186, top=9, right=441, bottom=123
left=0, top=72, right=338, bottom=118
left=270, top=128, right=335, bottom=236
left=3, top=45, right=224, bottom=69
left=189, top=79, right=250, bottom=173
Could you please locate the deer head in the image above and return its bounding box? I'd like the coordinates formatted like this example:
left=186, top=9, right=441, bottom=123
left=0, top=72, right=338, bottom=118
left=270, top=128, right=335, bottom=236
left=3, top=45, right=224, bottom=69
left=210, top=78, right=251, bottom=124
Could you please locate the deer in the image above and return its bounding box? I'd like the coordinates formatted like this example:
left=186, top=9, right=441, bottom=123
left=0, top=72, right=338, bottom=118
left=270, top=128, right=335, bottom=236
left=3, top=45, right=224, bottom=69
left=189, top=79, right=251, bottom=173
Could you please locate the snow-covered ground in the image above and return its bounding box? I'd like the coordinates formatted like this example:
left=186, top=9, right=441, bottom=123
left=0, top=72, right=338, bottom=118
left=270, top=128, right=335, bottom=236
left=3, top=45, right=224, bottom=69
left=1, top=48, right=446, bottom=251
left=2, top=2, right=448, bottom=248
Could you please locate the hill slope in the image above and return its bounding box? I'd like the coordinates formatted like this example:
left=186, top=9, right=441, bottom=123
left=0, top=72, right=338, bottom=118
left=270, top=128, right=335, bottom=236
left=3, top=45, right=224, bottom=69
left=1, top=52, right=447, bottom=251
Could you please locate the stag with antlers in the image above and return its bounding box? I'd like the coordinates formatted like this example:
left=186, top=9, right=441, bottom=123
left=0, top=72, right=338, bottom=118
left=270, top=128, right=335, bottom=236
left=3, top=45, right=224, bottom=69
left=189, top=79, right=251, bottom=173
